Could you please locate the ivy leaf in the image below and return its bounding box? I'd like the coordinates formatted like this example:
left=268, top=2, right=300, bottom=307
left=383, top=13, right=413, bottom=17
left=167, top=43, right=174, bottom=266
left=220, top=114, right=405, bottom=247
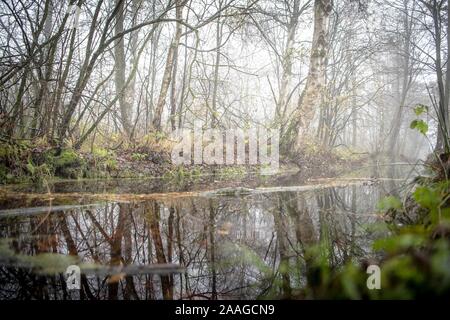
left=410, top=119, right=428, bottom=135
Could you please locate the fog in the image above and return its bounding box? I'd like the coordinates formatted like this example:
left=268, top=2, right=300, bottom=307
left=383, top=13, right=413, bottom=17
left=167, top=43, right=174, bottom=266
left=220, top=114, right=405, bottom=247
left=0, top=0, right=447, bottom=160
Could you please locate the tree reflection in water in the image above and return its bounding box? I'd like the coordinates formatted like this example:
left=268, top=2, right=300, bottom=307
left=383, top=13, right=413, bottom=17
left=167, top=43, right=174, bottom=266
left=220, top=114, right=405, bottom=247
left=0, top=182, right=394, bottom=300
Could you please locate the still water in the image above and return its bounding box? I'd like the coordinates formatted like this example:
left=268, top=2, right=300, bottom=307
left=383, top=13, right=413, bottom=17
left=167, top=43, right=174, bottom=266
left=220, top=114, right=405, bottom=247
left=0, top=169, right=409, bottom=300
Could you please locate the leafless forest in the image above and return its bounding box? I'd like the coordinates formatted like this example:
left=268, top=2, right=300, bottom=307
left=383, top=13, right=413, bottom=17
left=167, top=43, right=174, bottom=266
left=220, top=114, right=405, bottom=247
left=0, top=0, right=446, bottom=158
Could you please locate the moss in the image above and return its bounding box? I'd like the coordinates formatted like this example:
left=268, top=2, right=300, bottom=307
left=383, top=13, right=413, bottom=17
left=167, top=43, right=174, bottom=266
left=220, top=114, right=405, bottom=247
left=217, top=166, right=247, bottom=179
left=38, top=149, right=84, bottom=179
left=0, top=142, right=32, bottom=184
left=190, top=167, right=203, bottom=178
left=104, top=158, right=118, bottom=171
left=53, top=149, right=81, bottom=168
left=163, top=166, right=198, bottom=183
left=131, top=152, right=147, bottom=161
left=334, top=146, right=365, bottom=162
left=0, top=163, right=10, bottom=184
left=92, top=147, right=110, bottom=159
left=163, top=166, right=187, bottom=181
left=0, top=142, right=25, bottom=165
left=89, top=148, right=118, bottom=177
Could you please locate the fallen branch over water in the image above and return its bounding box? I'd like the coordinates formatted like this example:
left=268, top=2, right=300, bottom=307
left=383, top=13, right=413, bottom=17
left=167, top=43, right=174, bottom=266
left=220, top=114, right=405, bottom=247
left=80, top=263, right=185, bottom=276
left=0, top=203, right=105, bottom=217
left=0, top=256, right=184, bottom=276
left=0, top=239, right=185, bottom=275
left=0, top=178, right=393, bottom=201
left=0, top=177, right=406, bottom=215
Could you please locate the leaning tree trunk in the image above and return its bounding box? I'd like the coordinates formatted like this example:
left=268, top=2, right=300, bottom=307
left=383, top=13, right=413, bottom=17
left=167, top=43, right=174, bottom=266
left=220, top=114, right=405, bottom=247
left=387, top=1, right=413, bottom=159
left=282, top=0, right=332, bottom=154
left=275, top=0, right=300, bottom=135
left=152, top=0, right=184, bottom=131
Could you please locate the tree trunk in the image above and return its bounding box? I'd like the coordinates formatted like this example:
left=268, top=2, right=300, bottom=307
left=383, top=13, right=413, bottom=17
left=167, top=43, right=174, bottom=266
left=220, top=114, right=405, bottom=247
left=275, top=0, right=300, bottom=132
left=152, top=0, right=184, bottom=131
left=169, top=2, right=183, bottom=131
left=433, top=0, right=450, bottom=151
left=387, top=0, right=412, bottom=159
left=147, top=202, right=173, bottom=299
left=283, top=0, right=332, bottom=152
left=210, top=1, right=224, bottom=128
left=114, top=0, right=136, bottom=139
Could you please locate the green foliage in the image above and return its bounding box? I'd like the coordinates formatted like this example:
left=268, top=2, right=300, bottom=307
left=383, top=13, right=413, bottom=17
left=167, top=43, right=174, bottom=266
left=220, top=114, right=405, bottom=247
left=0, top=142, right=29, bottom=184
left=226, top=173, right=450, bottom=299
left=163, top=166, right=204, bottom=184
left=339, top=263, right=366, bottom=299
left=0, top=140, right=176, bottom=183
left=0, top=143, right=23, bottom=163
left=329, top=178, right=450, bottom=299
left=373, top=232, right=426, bottom=253
left=410, top=105, right=429, bottom=136
left=89, top=148, right=118, bottom=176
left=131, top=152, right=147, bottom=161
left=152, top=131, right=167, bottom=140
left=0, top=144, right=90, bottom=183
left=410, top=119, right=428, bottom=135
left=164, top=166, right=191, bottom=183
left=218, top=166, right=247, bottom=179
left=377, top=195, right=402, bottom=211
left=413, top=185, right=442, bottom=209
left=414, top=104, right=428, bottom=116
left=41, top=148, right=84, bottom=180
left=52, top=149, right=80, bottom=168
left=25, top=160, right=52, bottom=184
left=412, top=182, right=450, bottom=223
left=0, top=164, right=11, bottom=183
left=92, top=147, right=110, bottom=159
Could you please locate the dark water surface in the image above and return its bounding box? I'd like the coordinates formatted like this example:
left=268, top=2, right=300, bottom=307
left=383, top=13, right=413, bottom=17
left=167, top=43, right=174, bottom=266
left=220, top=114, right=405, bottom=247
left=0, top=167, right=413, bottom=300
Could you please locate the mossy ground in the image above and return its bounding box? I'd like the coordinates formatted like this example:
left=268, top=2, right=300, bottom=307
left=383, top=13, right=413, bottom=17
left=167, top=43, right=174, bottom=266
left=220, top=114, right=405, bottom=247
left=0, top=138, right=367, bottom=186
left=0, top=141, right=170, bottom=185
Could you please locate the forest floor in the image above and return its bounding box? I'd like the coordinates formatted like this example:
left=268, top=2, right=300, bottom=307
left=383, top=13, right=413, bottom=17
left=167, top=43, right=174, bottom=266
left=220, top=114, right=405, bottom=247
left=0, top=138, right=367, bottom=186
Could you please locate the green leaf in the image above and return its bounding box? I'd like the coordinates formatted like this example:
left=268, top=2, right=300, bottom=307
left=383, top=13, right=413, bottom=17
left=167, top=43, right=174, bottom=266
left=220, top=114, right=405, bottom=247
left=377, top=196, right=402, bottom=211
left=26, top=162, right=35, bottom=175
left=410, top=119, right=428, bottom=135
left=414, top=104, right=428, bottom=116
left=373, top=234, right=425, bottom=253
left=413, top=186, right=441, bottom=209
